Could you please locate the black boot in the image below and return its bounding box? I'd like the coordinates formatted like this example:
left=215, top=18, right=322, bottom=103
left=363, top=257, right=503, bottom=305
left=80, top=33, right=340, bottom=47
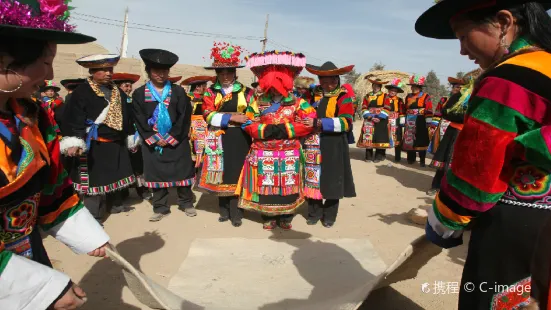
left=419, top=151, right=427, bottom=167
left=365, top=149, right=374, bottom=162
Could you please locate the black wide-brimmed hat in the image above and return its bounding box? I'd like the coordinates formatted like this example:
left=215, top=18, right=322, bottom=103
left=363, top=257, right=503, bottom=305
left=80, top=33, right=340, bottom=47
left=0, top=0, right=95, bottom=44
left=415, top=0, right=551, bottom=39
left=305, top=62, right=354, bottom=77
left=139, top=49, right=179, bottom=69
left=60, top=78, right=86, bottom=88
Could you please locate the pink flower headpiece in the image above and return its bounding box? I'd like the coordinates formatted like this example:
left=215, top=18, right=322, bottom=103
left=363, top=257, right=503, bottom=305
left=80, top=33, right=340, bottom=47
left=0, top=0, right=75, bottom=32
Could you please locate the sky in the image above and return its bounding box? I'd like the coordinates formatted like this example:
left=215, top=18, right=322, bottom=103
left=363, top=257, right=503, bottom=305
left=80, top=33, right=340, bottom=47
left=69, top=0, right=478, bottom=81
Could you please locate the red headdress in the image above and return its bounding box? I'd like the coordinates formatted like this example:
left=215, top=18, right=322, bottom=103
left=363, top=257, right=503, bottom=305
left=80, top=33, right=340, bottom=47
left=246, top=51, right=306, bottom=97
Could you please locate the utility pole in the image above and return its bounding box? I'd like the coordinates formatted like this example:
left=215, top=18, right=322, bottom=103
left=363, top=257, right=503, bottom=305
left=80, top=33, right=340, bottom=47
left=120, top=7, right=129, bottom=58
left=261, top=14, right=269, bottom=52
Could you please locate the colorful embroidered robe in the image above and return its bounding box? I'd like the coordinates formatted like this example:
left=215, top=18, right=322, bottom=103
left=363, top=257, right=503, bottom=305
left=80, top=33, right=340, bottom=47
left=401, top=92, right=434, bottom=151
left=236, top=95, right=315, bottom=214
left=188, top=91, right=209, bottom=167
left=0, top=99, right=108, bottom=309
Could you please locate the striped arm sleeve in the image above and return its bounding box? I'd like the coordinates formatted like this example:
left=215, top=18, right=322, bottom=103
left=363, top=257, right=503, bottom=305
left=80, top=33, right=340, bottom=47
left=145, top=133, right=163, bottom=145
left=321, top=94, right=354, bottom=133
left=361, top=97, right=371, bottom=118
left=205, top=112, right=231, bottom=128
left=163, top=134, right=179, bottom=147
left=427, top=75, right=540, bottom=247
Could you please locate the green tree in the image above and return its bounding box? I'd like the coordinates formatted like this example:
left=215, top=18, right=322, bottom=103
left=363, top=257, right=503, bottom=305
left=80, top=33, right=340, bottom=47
left=424, top=70, right=448, bottom=99
left=343, top=68, right=361, bottom=85
left=370, top=61, right=386, bottom=71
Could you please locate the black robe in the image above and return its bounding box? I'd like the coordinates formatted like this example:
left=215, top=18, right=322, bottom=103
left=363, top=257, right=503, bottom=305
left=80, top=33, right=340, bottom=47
left=316, top=94, right=356, bottom=200
left=132, top=84, right=195, bottom=188
left=62, top=82, right=135, bottom=195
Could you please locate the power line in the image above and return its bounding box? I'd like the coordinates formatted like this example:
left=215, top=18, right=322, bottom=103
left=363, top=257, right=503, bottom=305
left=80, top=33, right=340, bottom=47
left=73, top=13, right=262, bottom=40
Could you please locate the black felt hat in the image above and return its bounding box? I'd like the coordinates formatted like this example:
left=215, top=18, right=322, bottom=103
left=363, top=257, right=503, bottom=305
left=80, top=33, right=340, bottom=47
left=415, top=0, right=551, bottom=39
left=0, top=0, right=95, bottom=44
left=139, top=49, right=179, bottom=69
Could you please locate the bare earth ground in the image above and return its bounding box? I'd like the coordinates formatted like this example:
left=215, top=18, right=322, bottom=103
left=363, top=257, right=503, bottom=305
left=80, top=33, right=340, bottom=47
left=44, top=121, right=468, bottom=310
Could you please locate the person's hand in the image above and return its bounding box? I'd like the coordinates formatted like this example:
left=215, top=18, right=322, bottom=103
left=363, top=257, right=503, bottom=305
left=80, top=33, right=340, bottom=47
left=230, top=114, right=249, bottom=124
left=157, top=139, right=168, bottom=147
left=66, top=147, right=82, bottom=157
left=301, top=118, right=314, bottom=127
left=52, top=283, right=87, bottom=309
left=87, top=243, right=108, bottom=258
left=372, top=118, right=380, bottom=123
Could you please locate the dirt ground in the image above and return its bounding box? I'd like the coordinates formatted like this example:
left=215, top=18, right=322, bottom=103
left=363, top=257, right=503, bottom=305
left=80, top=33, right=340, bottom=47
left=44, top=122, right=468, bottom=310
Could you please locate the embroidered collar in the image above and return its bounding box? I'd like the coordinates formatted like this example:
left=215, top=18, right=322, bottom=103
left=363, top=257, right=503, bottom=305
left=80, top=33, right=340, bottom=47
left=212, top=81, right=243, bottom=93
left=369, top=91, right=383, bottom=96
left=314, top=85, right=343, bottom=98
left=509, top=36, right=535, bottom=54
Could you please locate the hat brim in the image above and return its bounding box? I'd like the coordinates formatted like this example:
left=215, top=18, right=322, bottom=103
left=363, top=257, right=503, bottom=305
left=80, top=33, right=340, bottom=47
left=367, top=78, right=389, bottom=85
left=384, top=85, right=404, bottom=93
left=0, top=25, right=96, bottom=44
left=41, top=86, right=61, bottom=92
left=112, top=73, right=141, bottom=84
left=204, top=65, right=245, bottom=70
left=448, top=77, right=466, bottom=85
left=181, top=76, right=216, bottom=86
left=305, top=64, right=354, bottom=77
left=415, top=1, right=551, bottom=39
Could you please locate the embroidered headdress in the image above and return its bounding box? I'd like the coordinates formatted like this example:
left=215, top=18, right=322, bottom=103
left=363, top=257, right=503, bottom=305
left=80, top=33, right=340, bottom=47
left=384, top=78, right=406, bottom=93
left=40, top=80, right=60, bottom=92
left=408, top=74, right=426, bottom=86
left=246, top=50, right=306, bottom=97
left=0, top=0, right=95, bottom=43
left=204, top=42, right=246, bottom=70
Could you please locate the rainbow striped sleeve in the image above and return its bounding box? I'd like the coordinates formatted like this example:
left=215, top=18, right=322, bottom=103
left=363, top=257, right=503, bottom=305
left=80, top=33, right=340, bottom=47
left=320, top=94, right=354, bottom=133
left=427, top=53, right=550, bottom=248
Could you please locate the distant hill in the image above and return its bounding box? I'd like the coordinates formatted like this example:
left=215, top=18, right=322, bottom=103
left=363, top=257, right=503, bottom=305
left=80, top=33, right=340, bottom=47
left=54, top=43, right=256, bottom=94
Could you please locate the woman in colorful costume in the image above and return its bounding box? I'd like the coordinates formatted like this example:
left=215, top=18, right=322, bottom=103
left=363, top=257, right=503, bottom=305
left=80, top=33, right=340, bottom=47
left=62, top=54, right=137, bottom=219
left=132, top=49, right=196, bottom=222
left=416, top=1, right=551, bottom=309
left=40, top=80, right=63, bottom=130
left=426, top=73, right=477, bottom=196
left=401, top=74, right=435, bottom=167
left=383, top=78, right=406, bottom=160
left=197, top=42, right=254, bottom=227
left=357, top=77, right=391, bottom=162
left=303, top=61, right=357, bottom=228
left=181, top=75, right=216, bottom=167
left=112, top=72, right=153, bottom=201
left=0, top=1, right=109, bottom=308
left=237, top=51, right=315, bottom=230
left=428, top=76, right=465, bottom=156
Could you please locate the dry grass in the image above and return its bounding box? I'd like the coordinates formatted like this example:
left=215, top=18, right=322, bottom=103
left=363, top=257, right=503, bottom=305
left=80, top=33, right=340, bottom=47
left=353, top=70, right=412, bottom=100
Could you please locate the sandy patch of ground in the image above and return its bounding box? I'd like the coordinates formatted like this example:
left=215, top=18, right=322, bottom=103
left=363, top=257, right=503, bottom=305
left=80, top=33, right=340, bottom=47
left=44, top=123, right=468, bottom=309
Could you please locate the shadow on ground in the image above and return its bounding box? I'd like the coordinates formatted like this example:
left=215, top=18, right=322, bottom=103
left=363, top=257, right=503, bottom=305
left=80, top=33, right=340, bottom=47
left=259, top=230, right=379, bottom=310
left=361, top=286, right=425, bottom=309
left=79, top=231, right=165, bottom=310
left=375, top=165, right=432, bottom=192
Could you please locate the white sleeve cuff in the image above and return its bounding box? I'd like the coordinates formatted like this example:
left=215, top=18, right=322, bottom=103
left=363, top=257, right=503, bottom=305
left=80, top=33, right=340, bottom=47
left=59, top=136, right=87, bottom=155
left=126, top=134, right=142, bottom=150
left=0, top=254, right=70, bottom=310
left=47, top=207, right=110, bottom=254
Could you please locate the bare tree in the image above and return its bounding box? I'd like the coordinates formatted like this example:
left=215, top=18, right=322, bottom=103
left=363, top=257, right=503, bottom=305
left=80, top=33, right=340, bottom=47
left=370, top=61, right=386, bottom=71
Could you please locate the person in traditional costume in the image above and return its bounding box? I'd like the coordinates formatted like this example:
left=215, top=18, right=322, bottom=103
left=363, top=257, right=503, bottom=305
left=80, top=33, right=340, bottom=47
left=197, top=42, right=254, bottom=227
left=428, top=76, right=465, bottom=156
left=112, top=73, right=153, bottom=201
left=61, top=54, right=136, bottom=220
left=0, top=1, right=110, bottom=308
left=357, top=77, right=391, bottom=162
left=236, top=51, right=315, bottom=230
left=294, top=76, right=315, bottom=102
left=180, top=75, right=216, bottom=167
left=416, top=1, right=551, bottom=309
left=132, top=49, right=196, bottom=222
left=57, top=78, right=85, bottom=131
left=303, top=61, right=357, bottom=228
left=425, top=75, right=470, bottom=196
left=383, top=78, right=406, bottom=161
left=39, top=80, right=63, bottom=130
left=401, top=74, right=434, bottom=167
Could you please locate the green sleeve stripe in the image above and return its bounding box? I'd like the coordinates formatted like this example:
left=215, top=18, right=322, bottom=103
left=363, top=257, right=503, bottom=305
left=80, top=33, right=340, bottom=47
left=446, top=170, right=503, bottom=203
left=42, top=169, right=68, bottom=195
left=515, top=129, right=551, bottom=171
left=0, top=251, right=13, bottom=274
left=468, top=97, right=536, bottom=133
left=432, top=203, right=469, bottom=230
